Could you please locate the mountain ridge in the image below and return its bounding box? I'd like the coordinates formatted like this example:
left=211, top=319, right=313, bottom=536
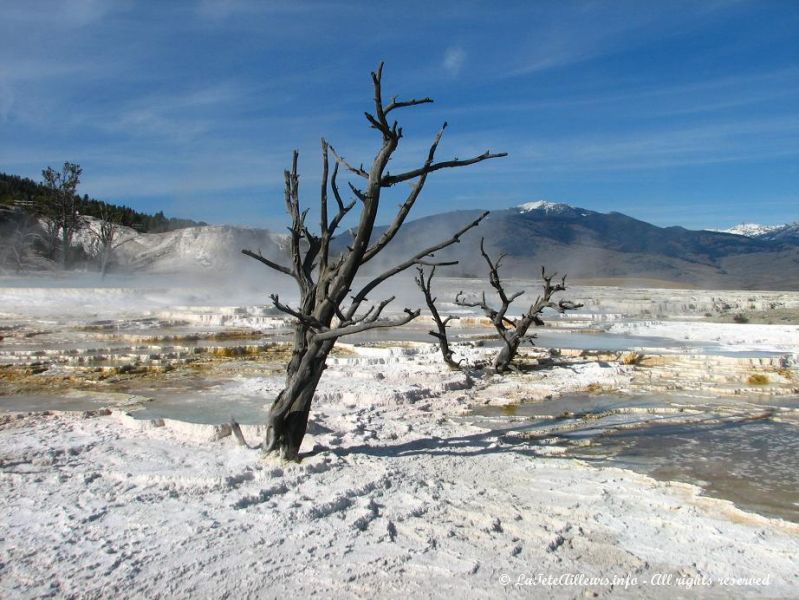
left=339, top=203, right=799, bottom=290
left=3, top=200, right=798, bottom=290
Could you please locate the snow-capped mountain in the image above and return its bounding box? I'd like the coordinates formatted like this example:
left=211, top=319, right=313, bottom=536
left=712, top=222, right=799, bottom=245
left=715, top=223, right=785, bottom=237
left=755, top=223, right=799, bottom=244
left=515, top=200, right=593, bottom=217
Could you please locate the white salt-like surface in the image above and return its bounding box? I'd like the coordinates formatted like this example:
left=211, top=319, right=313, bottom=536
left=1, top=284, right=798, bottom=598
left=1, top=346, right=798, bottom=598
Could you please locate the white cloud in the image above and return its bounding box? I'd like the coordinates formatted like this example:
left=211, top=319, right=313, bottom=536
left=443, top=46, right=466, bottom=77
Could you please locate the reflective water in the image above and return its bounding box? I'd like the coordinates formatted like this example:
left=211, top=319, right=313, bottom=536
left=132, top=383, right=272, bottom=425
left=348, top=325, right=783, bottom=357
left=471, top=393, right=799, bottom=522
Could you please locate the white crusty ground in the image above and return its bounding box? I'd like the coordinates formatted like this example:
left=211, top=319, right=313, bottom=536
left=606, top=320, right=799, bottom=354
left=1, top=345, right=797, bottom=600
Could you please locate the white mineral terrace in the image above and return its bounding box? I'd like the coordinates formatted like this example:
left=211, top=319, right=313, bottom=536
left=0, top=283, right=797, bottom=598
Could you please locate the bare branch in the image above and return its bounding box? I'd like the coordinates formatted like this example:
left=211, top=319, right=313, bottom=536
left=558, top=299, right=583, bottom=311
left=362, top=123, right=448, bottom=263
left=385, top=96, right=434, bottom=114
left=371, top=62, right=389, bottom=135
left=454, top=290, right=487, bottom=310
left=241, top=249, right=293, bottom=276
left=230, top=418, right=261, bottom=449
left=329, top=163, right=356, bottom=234
left=313, top=308, right=420, bottom=341
left=364, top=111, right=384, bottom=131
left=329, top=144, right=369, bottom=179
left=320, top=139, right=329, bottom=238
left=270, top=294, right=323, bottom=330
left=414, top=259, right=458, bottom=267
left=382, top=151, right=508, bottom=186
left=348, top=181, right=367, bottom=203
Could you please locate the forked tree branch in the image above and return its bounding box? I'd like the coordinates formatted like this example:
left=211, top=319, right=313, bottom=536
left=385, top=96, right=434, bottom=114
left=456, top=241, right=583, bottom=372
left=270, top=294, right=324, bottom=330
left=361, top=123, right=448, bottom=263
left=329, top=144, right=369, bottom=179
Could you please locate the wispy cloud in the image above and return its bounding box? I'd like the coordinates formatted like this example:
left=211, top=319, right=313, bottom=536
left=1, top=1, right=796, bottom=229
left=97, top=83, right=249, bottom=141
left=506, top=6, right=648, bottom=75
left=505, top=2, right=724, bottom=78
left=443, top=46, right=466, bottom=77
left=513, top=116, right=799, bottom=173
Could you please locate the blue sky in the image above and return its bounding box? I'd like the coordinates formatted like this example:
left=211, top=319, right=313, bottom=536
left=1, top=0, right=797, bottom=230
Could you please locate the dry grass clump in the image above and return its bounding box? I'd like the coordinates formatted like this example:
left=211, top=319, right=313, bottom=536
left=620, top=351, right=643, bottom=365
left=747, top=373, right=769, bottom=385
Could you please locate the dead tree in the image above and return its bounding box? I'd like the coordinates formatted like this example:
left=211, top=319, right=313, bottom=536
left=0, top=215, right=45, bottom=273
left=243, top=64, right=505, bottom=459
left=90, top=207, right=130, bottom=278
left=41, top=162, right=83, bottom=269
left=414, top=266, right=462, bottom=369
left=456, top=238, right=582, bottom=373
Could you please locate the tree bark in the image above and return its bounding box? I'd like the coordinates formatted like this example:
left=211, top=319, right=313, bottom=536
left=492, top=317, right=536, bottom=372
left=264, top=335, right=332, bottom=460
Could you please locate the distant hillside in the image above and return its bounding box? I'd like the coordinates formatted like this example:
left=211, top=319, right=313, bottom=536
left=67, top=219, right=287, bottom=274
left=0, top=172, right=206, bottom=233
left=333, top=202, right=799, bottom=290
left=3, top=179, right=798, bottom=289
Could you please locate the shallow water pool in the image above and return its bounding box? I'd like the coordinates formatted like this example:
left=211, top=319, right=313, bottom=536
left=470, top=393, right=799, bottom=522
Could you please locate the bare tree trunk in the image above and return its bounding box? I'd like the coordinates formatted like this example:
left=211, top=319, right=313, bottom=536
left=265, top=337, right=332, bottom=459
left=492, top=321, right=532, bottom=372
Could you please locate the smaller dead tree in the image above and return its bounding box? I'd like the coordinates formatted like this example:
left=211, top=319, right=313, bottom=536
left=414, top=265, right=463, bottom=370
left=0, top=215, right=45, bottom=273
left=455, top=238, right=583, bottom=373
left=90, top=208, right=130, bottom=277
left=41, top=162, right=83, bottom=269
